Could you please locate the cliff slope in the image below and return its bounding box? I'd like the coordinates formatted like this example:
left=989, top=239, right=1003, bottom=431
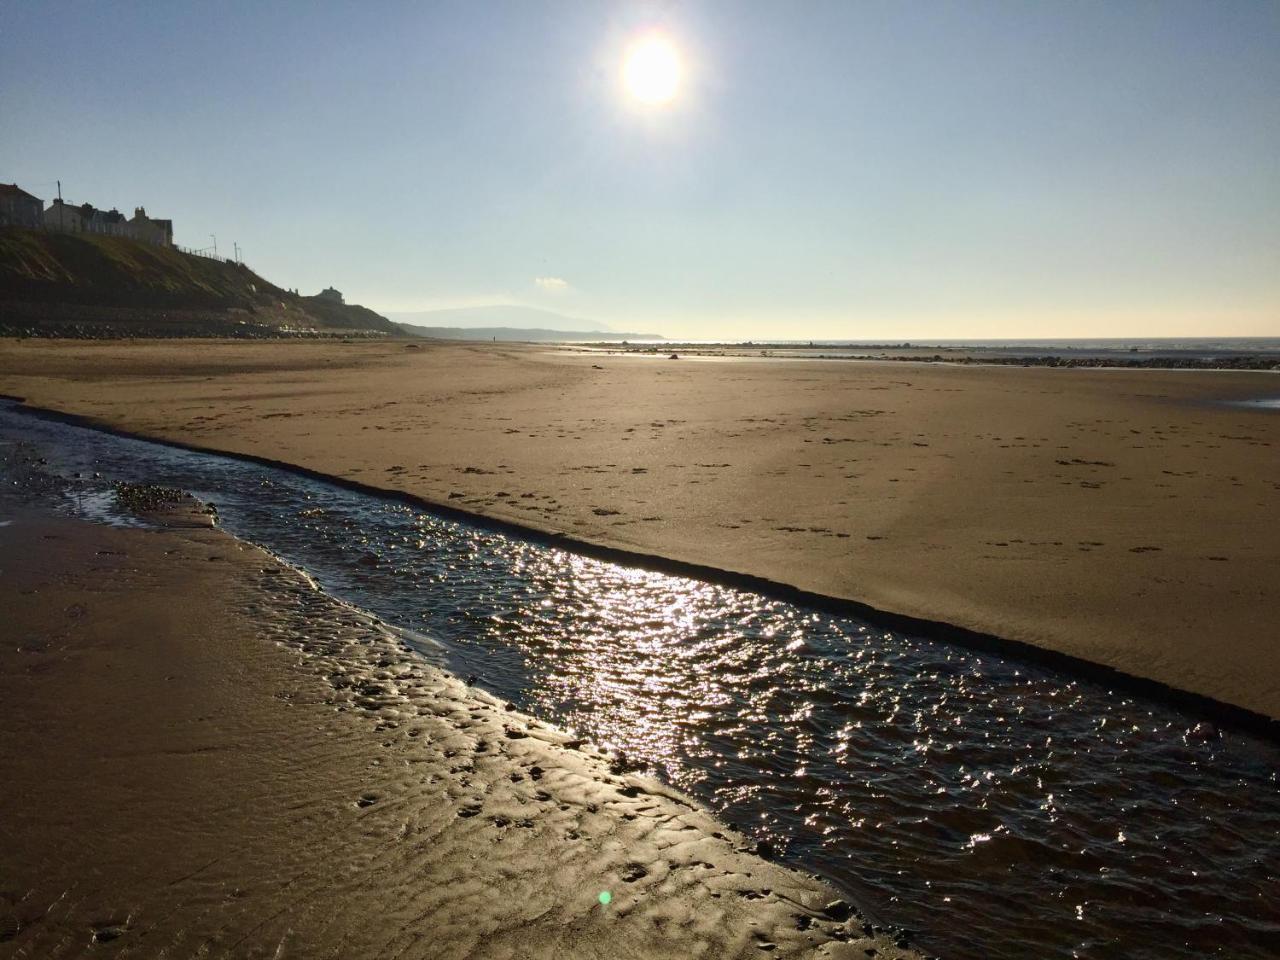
left=0, top=228, right=396, bottom=337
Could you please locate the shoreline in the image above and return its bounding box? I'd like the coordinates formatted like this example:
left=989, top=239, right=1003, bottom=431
left=4, top=392, right=1278, bottom=742
left=0, top=507, right=923, bottom=958
left=570, top=342, right=1280, bottom=371
left=581, top=348, right=1280, bottom=373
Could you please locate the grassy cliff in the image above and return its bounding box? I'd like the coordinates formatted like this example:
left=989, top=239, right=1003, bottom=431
left=0, top=228, right=396, bottom=337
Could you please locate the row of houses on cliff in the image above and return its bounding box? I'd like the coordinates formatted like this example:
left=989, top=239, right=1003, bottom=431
left=0, top=182, right=173, bottom=247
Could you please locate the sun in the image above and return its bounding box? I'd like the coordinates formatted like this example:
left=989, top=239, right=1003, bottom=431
left=623, top=36, right=681, bottom=104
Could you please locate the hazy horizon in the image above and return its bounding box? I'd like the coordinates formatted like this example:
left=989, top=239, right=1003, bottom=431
left=3, top=1, right=1277, bottom=339
left=385, top=305, right=1280, bottom=345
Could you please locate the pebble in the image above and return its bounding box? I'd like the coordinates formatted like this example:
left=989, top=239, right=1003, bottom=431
left=822, top=899, right=853, bottom=922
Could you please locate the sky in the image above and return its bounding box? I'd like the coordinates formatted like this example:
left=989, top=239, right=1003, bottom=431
left=2, top=0, right=1277, bottom=339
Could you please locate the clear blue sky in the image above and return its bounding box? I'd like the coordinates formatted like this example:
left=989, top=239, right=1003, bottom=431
left=3, top=1, right=1277, bottom=338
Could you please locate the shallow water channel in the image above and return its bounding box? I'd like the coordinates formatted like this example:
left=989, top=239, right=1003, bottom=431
left=1, top=402, right=1277, bottom=960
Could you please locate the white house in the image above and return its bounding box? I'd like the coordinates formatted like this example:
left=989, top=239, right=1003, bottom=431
left=42, top=198, right=89, bottom=232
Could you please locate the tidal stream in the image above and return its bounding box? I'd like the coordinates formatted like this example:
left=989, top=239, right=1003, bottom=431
left=1, top=402, right=1277, bottom=960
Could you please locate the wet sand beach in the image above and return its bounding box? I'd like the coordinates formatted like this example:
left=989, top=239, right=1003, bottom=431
left=0, top=510, right=917, bottom=959
left=0, top=338, right=1275, bottom=720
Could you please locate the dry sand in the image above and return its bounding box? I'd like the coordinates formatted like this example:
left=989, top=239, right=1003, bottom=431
left=0, top=337, right=1276, bottom=721
left=0, top=510, right=919, bottom=959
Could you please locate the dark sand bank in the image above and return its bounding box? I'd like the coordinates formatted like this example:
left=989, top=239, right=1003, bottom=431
left=0, top=511, right=921, bottom=959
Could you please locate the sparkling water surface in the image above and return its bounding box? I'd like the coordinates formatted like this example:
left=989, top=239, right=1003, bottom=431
left=2, top=403, right=1277, bottom=960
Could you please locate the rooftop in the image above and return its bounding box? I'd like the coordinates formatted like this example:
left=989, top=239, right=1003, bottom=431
left=0, top=183, right=42, bottom=202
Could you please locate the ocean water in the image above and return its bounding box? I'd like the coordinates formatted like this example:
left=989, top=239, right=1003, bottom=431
left=1229, top=399, right=1280, bottom=410
left=2, top=402, right=1278, bottom=960
left=607, top=337, right=1280, bottom=360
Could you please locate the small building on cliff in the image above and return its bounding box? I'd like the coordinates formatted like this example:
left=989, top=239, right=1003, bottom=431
left=129, top=206, right=173, bottom=246
left=42, top=198, right=88, bottom=232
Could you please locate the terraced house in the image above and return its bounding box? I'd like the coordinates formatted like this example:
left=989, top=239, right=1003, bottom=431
left=41, top=197, right=173, bottom=247
left=0, top=181, right=175, bottom=247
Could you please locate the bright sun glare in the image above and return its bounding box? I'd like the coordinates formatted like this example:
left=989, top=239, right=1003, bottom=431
left=623, top=36, right=681, bottom=104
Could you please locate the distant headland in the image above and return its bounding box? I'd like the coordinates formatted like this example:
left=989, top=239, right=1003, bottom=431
left=0, top=180, right=395, bottom=338
left=389, top=305, right=665, bottom=342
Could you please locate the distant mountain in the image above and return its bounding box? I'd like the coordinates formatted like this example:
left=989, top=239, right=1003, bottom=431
left=395, top=323, right=664, bottom=343
left=388, top=304, right=616, bottom=334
